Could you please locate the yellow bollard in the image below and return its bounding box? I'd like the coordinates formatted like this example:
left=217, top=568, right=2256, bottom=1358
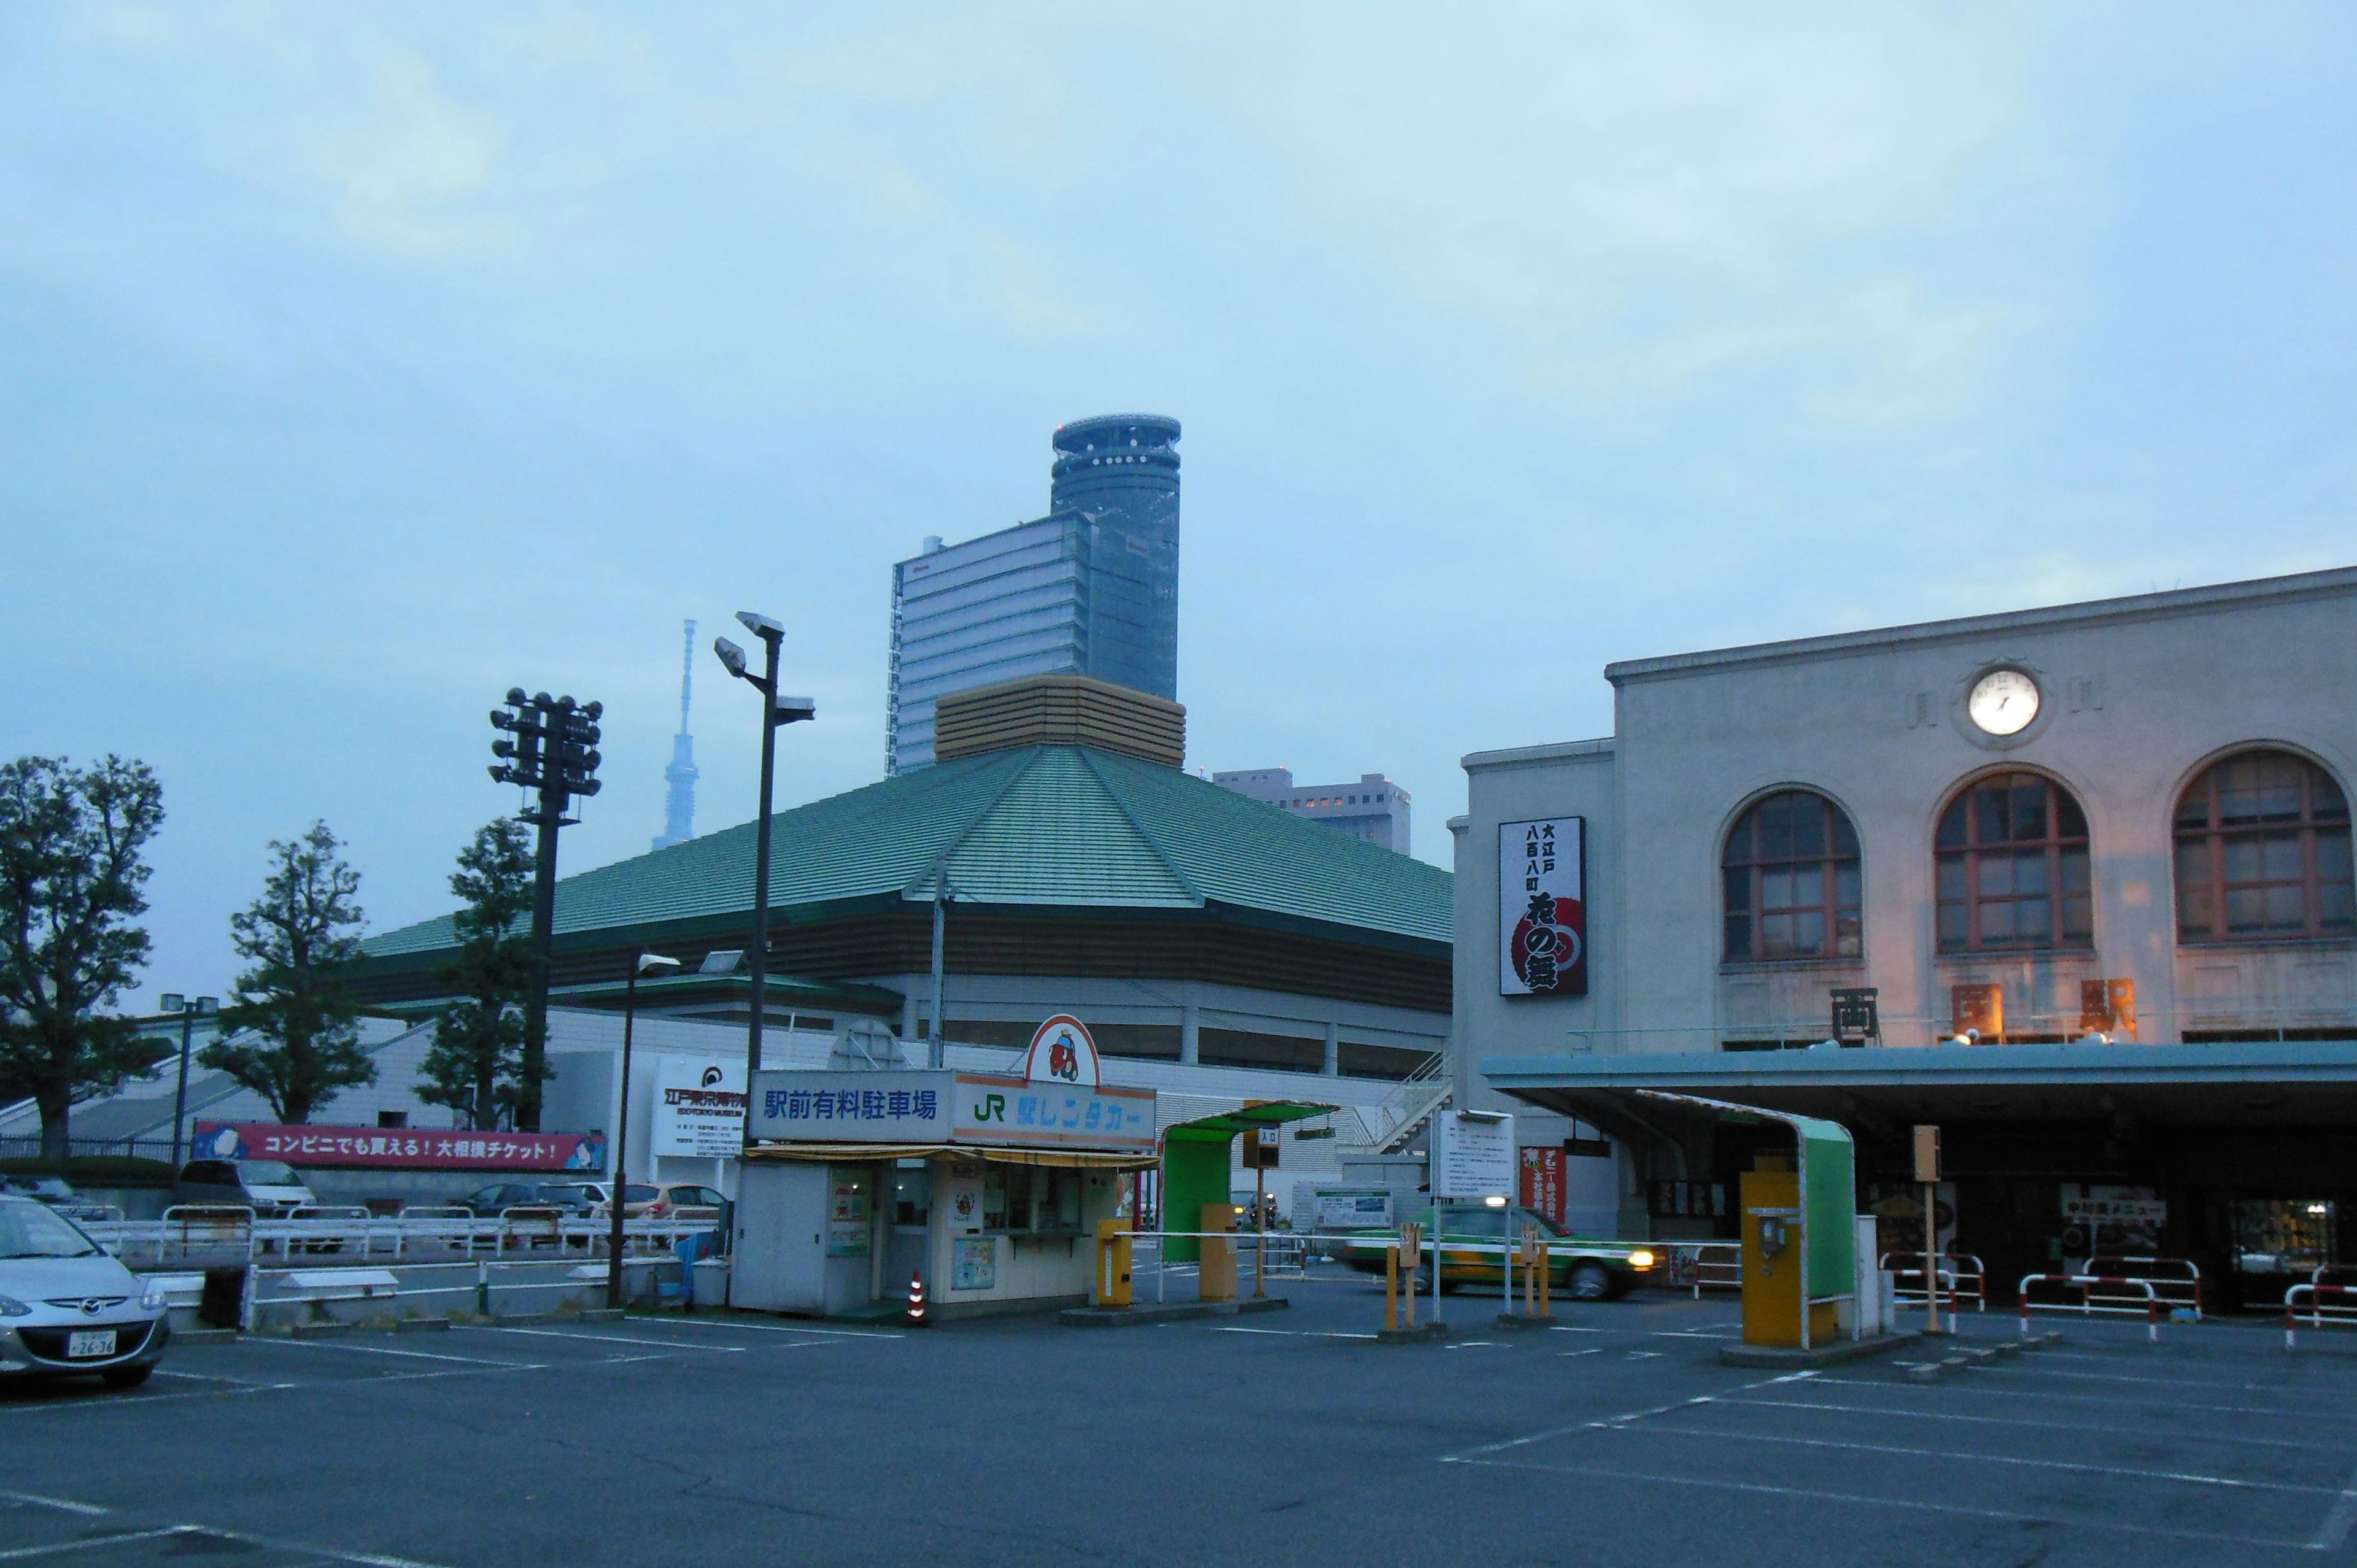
left=1398, top=1221, right=1422, bottom=1329
left=1094, top=1218, right=1133, bottom=1308
left=1199, top=1203, right=1238, bottom=1303
left=1385, top=1244, right=1399, bottom=1331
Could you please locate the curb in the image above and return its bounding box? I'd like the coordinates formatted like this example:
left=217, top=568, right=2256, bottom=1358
left=1059, top=1297, right=1290, bottom=1328
left=1717, top=1331, right=1924, bottom=1370
left=1495, top=1313, right=1555, bottom=1330
left=172, top=1327, right=238, bottom=1346
left=486, top=1308, right=626, bottom=1327
left=1898, top=1330, right=2061, bottom=1381
left=1377, top=1321, right=1449, bottom=1345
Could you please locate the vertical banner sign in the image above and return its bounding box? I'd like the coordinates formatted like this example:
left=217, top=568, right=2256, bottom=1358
left=1500, top=817, right=1587, bottom=997
left=1519, top=1147, right=1566, bottom=1226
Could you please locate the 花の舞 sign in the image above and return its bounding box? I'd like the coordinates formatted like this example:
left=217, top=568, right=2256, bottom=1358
left=1500, top=817, right=1586, bottom=997
left=192, top=1122, right=605, bottom=1172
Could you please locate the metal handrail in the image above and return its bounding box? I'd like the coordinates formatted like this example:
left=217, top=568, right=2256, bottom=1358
left=2285, top=1283, right=2357, bottom=1350
left=2018, top=1273, right=2162, bottom=1341
left=1881, top=1251, right=1986, bottom=1312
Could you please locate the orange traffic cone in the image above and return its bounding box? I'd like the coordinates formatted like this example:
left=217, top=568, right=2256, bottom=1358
left=907, top=1269, right=928, bottom=1326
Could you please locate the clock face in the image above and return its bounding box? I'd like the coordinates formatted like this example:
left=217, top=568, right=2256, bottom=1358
left=1967, top=668, right=2040, bottom=736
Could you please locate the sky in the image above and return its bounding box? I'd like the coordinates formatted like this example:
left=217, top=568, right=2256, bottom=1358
left=3, top=4, right=2353, bottom=1012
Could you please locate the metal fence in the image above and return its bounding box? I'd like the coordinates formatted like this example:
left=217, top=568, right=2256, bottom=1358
left=80, top=1205, right=722, bottom=1265
left=0, top=1135, right=182, bottom=1163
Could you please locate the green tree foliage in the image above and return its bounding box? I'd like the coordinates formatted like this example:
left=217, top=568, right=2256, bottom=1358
left=203, top=822, right=373, bottom=1123
left=0, top=757, right=169, bottom=1162
left=417, top=819, right=538, bottom=1129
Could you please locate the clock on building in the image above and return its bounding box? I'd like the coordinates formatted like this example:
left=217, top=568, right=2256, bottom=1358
left=1967, top=667, right=2040, bottom=736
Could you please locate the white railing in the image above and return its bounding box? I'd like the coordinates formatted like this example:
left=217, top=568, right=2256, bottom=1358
left=1368, top=1053, right=1450, bottom=1153
left=81, top=1205, right=722, bottom=1264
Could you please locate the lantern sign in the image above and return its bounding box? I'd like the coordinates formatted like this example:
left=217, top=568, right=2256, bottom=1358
left=1500, top=818, right=1587, bottom=997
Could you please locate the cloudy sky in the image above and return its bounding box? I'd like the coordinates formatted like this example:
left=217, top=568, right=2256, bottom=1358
left=4, top=4, right=2351, bottom=1008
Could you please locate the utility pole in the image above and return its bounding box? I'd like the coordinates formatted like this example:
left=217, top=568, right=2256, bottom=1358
left=490, top=689, right=604, bottom=1132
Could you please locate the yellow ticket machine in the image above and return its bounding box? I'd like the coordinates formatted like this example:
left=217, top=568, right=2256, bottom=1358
left=1740, top=1158, right=1839, bottom=1348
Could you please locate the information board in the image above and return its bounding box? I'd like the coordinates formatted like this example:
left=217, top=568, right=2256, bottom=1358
left=1432, top=1111, right=1515, bottom=1201
left=650, top=1057, right=746, bottom=1159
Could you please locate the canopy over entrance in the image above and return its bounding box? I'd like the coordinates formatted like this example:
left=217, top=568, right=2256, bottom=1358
left=1161, top=1101, right=1337, bottom=1262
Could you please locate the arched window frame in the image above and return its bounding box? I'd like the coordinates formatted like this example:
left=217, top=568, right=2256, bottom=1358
left=2172, top=749, right=2354, bottom=943
left=1934, top=770, right=2093, bottom=954
left=1720, top=790, right=1863, bottom=964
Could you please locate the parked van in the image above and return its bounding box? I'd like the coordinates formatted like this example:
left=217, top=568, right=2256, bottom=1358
left=171, top=1159, right=318, bottom=1217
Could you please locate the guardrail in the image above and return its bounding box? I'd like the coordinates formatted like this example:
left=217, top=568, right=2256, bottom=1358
left=2018, top=1273, right=2162, bottom=1342
left=244, top=1257, right=667, bottom=1330
left=1672, top=1242, right=1741, bottom=1297
left=2083, top=1255, right=2202, bottom=1317
left=1881, top=1251, right=1986, bottom=1314
left=81, top=1205, right=721, bottom=1264
left=2285, top=1283, right=2357, bottom=1350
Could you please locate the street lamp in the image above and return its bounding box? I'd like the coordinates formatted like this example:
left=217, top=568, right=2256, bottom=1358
left=608, top=951, right=681, bottom=1310
left=158, top=993, right=218, bottom=1170
left=714, top=611, right=815, bottom=1152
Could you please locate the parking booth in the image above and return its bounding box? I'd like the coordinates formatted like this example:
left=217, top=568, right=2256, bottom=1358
left=730, top=1017, right=1158, bottom=1319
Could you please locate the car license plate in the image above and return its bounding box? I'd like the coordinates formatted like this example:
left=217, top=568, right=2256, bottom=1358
left=66, top=1330, right=118, bottom=1359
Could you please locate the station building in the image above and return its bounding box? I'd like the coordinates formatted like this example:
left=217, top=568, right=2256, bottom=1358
left=1450, top=566, right=2357, bottom=1307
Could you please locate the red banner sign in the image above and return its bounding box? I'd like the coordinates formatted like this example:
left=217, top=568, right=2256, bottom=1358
left=1519, top=1146, right=1566, bottom=1226
left=193, top=1122, right=606, bottom=1173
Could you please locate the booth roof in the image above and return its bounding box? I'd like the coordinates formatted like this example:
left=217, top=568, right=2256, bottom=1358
left=1161, top=1101, right=1339, bottom=1143
left=742, top=1143, right=1156, bottom=1170
left=360, top=744, right=1450, bottom=962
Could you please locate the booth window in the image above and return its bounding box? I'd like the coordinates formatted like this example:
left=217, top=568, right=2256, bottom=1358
left=979, top=1165, right=1082, bottom=1235
left=892, top=1162, right=930, bottom=1227
left=1935, top=771, right=2092, bottom=952
left=2174, top=750, right=2355, bottom=941
left=1722, top=790, right=1862, bottom=962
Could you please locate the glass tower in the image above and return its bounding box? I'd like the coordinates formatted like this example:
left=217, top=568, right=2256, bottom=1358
left=888, top=415, right=1179, bottom=773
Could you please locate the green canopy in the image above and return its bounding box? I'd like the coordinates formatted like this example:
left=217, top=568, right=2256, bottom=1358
left=1159, top=1102, right=1337, bottom=1262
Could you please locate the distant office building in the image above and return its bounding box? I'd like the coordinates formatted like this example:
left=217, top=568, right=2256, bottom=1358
left=887, top=414, right=1180, bottom=773
left=1214, top=768, right=1412, bottom=854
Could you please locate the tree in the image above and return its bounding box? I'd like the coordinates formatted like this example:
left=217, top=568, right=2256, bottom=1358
left=0, top=756, right=169, bottom=1162
left=203, top=822, right=373, bottom=1123
left=417, top=819, right=537, bottom=1129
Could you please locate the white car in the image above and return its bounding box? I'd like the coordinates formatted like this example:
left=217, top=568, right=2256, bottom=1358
left=0, top=1196, right=171, bottom=1389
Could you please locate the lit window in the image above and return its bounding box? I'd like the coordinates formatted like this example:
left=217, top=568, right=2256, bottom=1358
left=1934, top=772, right=2092, bottom=952
left=1722, top=791, right=1861, bottom=962
left=2174, top=750, right=2353, bottom=941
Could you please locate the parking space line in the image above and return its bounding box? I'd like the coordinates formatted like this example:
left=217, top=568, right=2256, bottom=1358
left=619, top=1316, right=903, bottom=1340
left=1209, top=1327, right=1378, bottom=1340
left=0, top=1527, right=187, bottom=1559
left=1452, top=1456, right=2299, bottom=1550
left=1440, top=1371, right=1819, bottom=1462
left=152, top=1367, right=276, bottom=1387
left=2310, top=1463, right=2357, bottom=1551
left=0, top=1494, right=105, bottom=1518
left=1971, top=1362, right=2343, bottom=1395
left=274, top=1339, right=529, bottom=1367
left=478, top=1326, right=748, bottom=1351
left=1810, top=1375, right=2357, bottom=1423
left=1723, top=1394, right=2336, bottom=1452
left=1610, top=1421, right=2340, bottom=1494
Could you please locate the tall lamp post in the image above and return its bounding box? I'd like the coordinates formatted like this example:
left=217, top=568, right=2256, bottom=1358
left=713, top=612, right=815, bottom=1153
left=608, top=952, right=681, bottom=1310
left=158, top=993, right=218, bottom=1171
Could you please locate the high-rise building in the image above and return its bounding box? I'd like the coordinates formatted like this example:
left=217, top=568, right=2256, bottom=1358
left=887, top=414, right=1179, bottom=773
left=652, top=619, right=699, bottom=851
left=1212, top=768, right=1412, bottom=854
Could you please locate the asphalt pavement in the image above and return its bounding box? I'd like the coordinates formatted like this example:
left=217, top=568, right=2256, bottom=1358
left=6, top=1270, right=2355, bottom=1567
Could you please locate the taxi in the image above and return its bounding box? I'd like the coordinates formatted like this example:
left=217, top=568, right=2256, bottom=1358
left=1339, top=1203, right=1660, bottom=1301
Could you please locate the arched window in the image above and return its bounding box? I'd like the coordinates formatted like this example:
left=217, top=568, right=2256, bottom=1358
left=1722, top=791, right=1861, bottom=962
left=2174, top=751, right=2353, bottom=941
left=1935, top=772, right=2092, bottom=952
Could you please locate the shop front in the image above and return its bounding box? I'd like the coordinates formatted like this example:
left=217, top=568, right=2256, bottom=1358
left=730, top=1017, right=1157, bottom=1319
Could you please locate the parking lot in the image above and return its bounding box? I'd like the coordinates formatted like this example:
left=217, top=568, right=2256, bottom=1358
left=7, top=1281, right=2356, bottom=1567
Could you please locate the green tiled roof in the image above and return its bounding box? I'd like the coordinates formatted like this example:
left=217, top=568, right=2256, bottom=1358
left=365, top=746, right=1450, bottom=960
